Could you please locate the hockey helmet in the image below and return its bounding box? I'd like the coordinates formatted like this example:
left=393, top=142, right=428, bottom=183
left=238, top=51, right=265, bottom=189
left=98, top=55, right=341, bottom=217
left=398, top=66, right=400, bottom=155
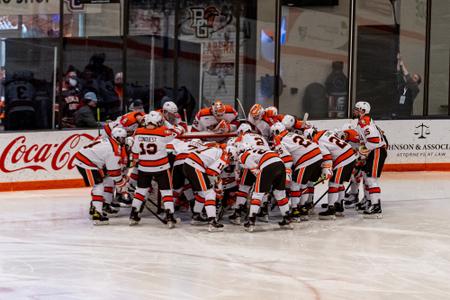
left=111, top=127, right=127, bottom=144
left=144, top=111, right=164, bottom=127
left=249, top=104, right=265, bottom=121
left=212, top=100, right=226, bottom=119
left=237, top=123, right=252, bottom=135
left=282, top=115, right=296, bottom=130
left=270, top=122, right=286, bottom=137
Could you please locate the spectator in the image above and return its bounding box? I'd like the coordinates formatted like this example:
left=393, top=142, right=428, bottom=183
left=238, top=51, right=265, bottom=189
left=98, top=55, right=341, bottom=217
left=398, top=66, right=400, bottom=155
left=393, top=53, right=422, bottom=118
left=74, top=92, right=98, bottom=128
left=83, top=53, right=114, bottom=82
left=59, top=69, right=82, bottom=128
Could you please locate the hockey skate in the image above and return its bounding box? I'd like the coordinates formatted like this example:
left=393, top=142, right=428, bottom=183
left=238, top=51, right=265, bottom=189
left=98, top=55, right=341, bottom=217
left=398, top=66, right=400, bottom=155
left=291, top=207, right=301, bottom=223
left=91, top=209, right=109, bottom=225
left=363, top=200, right=383, bottom=219
left=278, top=214, right=294, bottom=230
left=355, top=197, right=369, bottom=213
left=103, top=203, right=120, bottom=216
left=244, top=214, right=256, bottom=232
left=256, top=202, right=269, bottom=223
left=334, top=201, right=345, bottom=217
left=304, top=199, right=315, bottom=215
left=344, top=193, right=359, bottom=208
left=228, top=205, right=243, bottom=225
left=191, top=213, right=208, bottom=226
left=129, top=207, right=141, bottom=226
left=165, top=209, right=179, bottom=229
left=298, top=205, right=309, bottom=221
left=318, top=205, right=336, bottom=220
left=208, top=218, right=224, bottom=232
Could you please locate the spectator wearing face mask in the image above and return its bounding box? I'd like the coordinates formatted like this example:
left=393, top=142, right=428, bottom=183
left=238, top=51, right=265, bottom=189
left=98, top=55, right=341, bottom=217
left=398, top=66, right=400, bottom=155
left=74, top=92, right=99, bottom=128
left=59, top=69, right=82, bottom=128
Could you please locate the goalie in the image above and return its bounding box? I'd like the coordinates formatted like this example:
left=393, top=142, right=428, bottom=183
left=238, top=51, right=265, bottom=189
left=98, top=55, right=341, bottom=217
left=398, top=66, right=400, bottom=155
left=191, top=99, right=238, bottom=133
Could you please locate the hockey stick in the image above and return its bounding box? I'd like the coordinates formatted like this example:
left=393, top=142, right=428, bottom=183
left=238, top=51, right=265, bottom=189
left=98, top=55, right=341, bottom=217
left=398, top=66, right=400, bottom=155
left=96, top=107, right=101, bottom=136
left=318, top=183, right=352, bottom=209
left=143, top=201, right=168, bottom=224
left=312, top=189, right=328, bottom=208
left=235, top=98, right=247, bottom=119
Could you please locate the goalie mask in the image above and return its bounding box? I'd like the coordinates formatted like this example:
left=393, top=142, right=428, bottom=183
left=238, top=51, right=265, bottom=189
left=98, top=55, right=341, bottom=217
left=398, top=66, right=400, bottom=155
left=212, top=100, right=226, bottom=119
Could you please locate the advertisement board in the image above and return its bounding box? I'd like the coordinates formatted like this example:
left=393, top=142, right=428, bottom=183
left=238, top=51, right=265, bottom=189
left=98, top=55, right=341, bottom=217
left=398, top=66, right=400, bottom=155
left=0, top=129, right=97, bottom=191
left=310, top=119, right=450, bottom=171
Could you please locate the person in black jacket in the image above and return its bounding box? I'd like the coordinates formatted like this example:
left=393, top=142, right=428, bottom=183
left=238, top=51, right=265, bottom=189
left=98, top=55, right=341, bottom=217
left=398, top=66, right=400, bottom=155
left=75, top=92, right=98, bottom=128
left=393, top=53, right=422, bottom=118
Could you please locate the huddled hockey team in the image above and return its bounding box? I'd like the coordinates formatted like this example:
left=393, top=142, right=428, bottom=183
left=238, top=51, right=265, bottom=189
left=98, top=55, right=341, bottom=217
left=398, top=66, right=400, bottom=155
left=74, top=99, right=388, bottom=232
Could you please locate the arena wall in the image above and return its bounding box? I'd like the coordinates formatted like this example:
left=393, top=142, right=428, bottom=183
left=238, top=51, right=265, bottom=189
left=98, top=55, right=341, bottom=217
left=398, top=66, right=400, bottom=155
left=1, top=119, right=449, bottom=191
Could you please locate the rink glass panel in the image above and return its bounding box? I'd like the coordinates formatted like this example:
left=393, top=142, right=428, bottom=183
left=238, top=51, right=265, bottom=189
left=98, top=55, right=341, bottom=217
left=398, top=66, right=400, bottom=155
left=352, top=0, right=426, bottom=119
left=0, top=0, right=60, bottom=131
left=278, top=1, right=350, bottom=120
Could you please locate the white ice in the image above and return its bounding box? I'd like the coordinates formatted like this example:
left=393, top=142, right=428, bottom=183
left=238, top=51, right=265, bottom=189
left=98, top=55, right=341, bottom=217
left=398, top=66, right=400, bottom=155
left=1, top=172, right=450, bottom=300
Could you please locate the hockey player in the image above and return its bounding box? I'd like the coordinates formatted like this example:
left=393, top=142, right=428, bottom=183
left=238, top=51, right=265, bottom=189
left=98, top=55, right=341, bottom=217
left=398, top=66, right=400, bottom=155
left=167, top=138, right=204, bottom=209
left=74, top=127, right=128, bottom=225
left=237, top=143, right=293, bottom=232
left=247, top=104, right=276, bottom=139
left=305, top=128, right=357, bottom=220
left=129, top=111, right=178, bottom=228
left=228, top=123, right=271, bottom=225
left=183, top=142, right=230, bottom=232
left=103, top=110, right=145, bottom=138
left=160, top=101, right=188, bottom=135
left=281, top=114, right=307, bottom=135
left=270, top=122, right=323, bottom=221
left=192, top=99, right=238, bottom=133
left=353, top=101, right=387, bottom=218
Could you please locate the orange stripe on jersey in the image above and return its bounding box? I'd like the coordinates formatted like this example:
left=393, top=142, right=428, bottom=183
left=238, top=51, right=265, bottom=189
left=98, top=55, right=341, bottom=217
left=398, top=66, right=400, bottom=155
left=205, top=200, right=216, bottom=206
left=104, top=123, right=112, bottom=137
left=282, top=155, right=293, bottom=163
left=108, top=137, right=121, bottom=156
left=86, top=170, right=95, bottom=186
left=313, top=130, right=326, bottom=143
left=254, top=171, right=263, bottom=192
left=333, top=167, right=343, bottom=184
left=334, top=149, right=355, bottom=167
left=189, top=153, right=206, bottom=169
left=175, top=153, right=189, bottom=161
left=75, top=152, right=98, bottom=168
left=295, top=148, right=322, bottom=167
left=195, top=169, right=207, bottom=191
left=107, top=169, right=121, bottom=177
left=240, top=169, right=249, bottom=185
left=372, top=148, right=380, bottom=178
left=367, top=137, right=380, bottom=143
left=139, top=157, right=169, bottom=167
left=240, top=151, right=251, bottom=165
left=296, top=167, right=305, bottom=184
left=92, top=195, right=103, bottom=201
left=258, top=152, right=279, bottom=168
left=323, top=154, right=333, bottom=161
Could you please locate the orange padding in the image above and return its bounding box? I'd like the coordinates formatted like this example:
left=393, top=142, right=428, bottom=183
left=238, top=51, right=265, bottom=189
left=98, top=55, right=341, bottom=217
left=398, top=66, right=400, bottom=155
left=1, top=162, right=450, bottom=192
left=0, top=179, right=86, bottom=192
left=383, top=163, right=450, bottom=172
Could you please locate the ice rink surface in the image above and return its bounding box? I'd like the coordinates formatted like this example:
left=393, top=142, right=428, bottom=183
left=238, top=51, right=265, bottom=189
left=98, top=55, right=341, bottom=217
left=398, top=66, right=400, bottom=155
left=1, top=172, right=450, bottom=300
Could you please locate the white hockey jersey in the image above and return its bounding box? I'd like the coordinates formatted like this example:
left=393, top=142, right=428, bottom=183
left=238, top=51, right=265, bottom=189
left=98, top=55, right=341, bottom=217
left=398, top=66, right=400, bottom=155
left=192, top=106, right=238, bottom=132
left=235, top=132, right=270, bottom=150
left=313, top=130, right=356, bottom=169
left=357, top=116, right=387, bottom=151
left=74, top=137, right=125, bottom=183
left=167, top=139, right=206, bottom=167
left=239, top=148, right=283, bottom=171
left=247, top=114, right=274, bottom=139
left=132, top=126, right=176, bottom=172
left=275, top=131, right=322, bottom=169
left=185, top=146, right=229, bottom=176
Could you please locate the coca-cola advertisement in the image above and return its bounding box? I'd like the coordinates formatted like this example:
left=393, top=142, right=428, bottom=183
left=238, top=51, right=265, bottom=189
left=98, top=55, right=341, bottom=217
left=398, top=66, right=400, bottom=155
left=0, top=130, right=97, bottom=183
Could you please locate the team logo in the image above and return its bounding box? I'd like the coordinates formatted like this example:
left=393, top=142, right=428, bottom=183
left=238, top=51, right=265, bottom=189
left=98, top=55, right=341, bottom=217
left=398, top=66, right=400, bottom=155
left=190, top=6, right=220, bottom=38
left=414, top=123, right=430, bottom=139
left=65, top=0, right=84, bottom=11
